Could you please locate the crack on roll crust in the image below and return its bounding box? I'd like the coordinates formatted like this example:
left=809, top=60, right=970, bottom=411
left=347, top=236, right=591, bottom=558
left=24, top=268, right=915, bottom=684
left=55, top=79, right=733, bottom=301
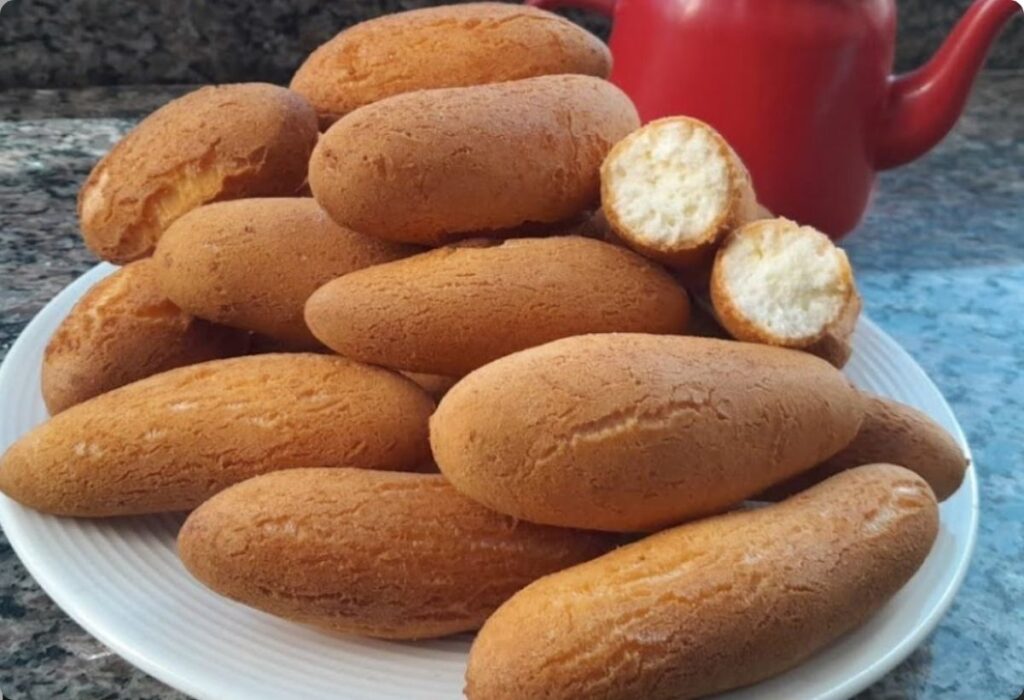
left=96, top=148, right=233, bottom=261
left=519, top=394, right=717, bottom=484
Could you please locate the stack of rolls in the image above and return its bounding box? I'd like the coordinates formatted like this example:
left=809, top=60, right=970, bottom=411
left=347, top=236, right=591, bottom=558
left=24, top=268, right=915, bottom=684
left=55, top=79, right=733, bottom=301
left=0, top=5, right=969, bottom=699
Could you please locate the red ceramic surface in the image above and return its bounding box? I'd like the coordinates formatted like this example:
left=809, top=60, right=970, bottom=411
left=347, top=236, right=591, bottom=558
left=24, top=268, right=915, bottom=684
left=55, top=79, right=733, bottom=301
left=528, top=0, right=1021, bottom=237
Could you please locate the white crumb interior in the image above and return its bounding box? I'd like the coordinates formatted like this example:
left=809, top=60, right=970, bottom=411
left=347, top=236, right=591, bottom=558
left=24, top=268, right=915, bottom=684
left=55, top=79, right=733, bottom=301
left=607, top=120, right=730, bottom=248
left=722, top=222, right=849, bottom=340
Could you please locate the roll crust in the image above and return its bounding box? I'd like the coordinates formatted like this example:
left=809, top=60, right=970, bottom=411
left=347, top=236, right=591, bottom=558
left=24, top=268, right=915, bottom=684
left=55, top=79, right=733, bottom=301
left=305, top=237, right=690, bottom=376
left=291, top=2, right=611, bottom=127
left=41, top=260, right=248, bottom=414
left=1, top=354, right=434, bottom=516
left=431, top=334, right=865, bottom=531
left=309, top=75, right=640, bottom=245
left=78, top=84, right=318, bottom=263
left=154, top=198, right=418, bottom=349
left=179, top=468, right=619, bottom=639
left=400, top=372, right=459, bottom=401
left=466, top=464, right=939, bottom=700
left=759, top=394, right=968, bottom=501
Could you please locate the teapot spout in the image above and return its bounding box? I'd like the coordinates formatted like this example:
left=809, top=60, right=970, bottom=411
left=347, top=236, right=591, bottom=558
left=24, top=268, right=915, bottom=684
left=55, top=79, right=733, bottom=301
left=875, top=0, right=1020, bottom=170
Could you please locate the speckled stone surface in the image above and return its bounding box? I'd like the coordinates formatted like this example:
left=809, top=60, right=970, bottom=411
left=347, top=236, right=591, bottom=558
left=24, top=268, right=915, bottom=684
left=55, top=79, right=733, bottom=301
left=0, top=74, right=1022, bottom=699
left=0, top=0, right=1021, bottom=89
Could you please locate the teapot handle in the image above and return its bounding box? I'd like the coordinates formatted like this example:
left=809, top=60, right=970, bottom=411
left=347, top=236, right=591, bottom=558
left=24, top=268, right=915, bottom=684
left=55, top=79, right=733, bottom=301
left=525, top=0, right=616, bottom=17
left=875, top=0, right=1021, bottom=169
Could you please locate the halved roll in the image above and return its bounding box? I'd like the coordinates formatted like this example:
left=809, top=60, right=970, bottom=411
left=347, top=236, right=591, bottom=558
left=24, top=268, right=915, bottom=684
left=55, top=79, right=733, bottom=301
left=711, top=217, right=856, bottom=348
left=601, top=117, right=759, bottom=269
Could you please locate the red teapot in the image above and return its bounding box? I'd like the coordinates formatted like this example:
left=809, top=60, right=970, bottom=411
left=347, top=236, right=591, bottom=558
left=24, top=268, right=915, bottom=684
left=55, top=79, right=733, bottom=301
left=528, top=0, right=1021, bottom=237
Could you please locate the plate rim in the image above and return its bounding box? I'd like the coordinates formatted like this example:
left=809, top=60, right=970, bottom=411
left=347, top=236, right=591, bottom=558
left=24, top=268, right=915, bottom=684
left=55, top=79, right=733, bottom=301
left=0, top=262, right=980, bottom=700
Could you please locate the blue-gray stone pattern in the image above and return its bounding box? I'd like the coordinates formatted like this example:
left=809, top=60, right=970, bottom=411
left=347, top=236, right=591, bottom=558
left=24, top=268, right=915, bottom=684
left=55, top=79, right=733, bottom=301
left=0, top=74, right=1021, bottom=699
left=0, top=0, right=1021, bottom=88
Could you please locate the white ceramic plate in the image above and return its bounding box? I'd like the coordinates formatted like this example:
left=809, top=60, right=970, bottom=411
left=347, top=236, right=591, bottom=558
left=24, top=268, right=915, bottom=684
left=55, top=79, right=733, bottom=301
left=0, top=263, right=977, bottom=700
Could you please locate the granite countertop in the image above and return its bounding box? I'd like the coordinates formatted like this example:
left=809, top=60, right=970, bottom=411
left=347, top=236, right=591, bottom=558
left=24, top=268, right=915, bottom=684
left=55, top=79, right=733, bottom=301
left=1, top=74, right=1022, bottom=699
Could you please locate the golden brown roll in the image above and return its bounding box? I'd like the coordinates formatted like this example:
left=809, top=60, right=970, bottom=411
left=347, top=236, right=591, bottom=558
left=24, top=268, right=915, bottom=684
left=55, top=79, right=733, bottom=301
left=153, top=198, right=419, bottom=349
left=41, top=260, right=248, bottom=414
left=759, top=394, right=968, bottom=501
left=304, top=237, right=690, bottom=376
left=178, top=468, right=619, bottom=639
left=79, top=84, right=318, bottom=263
left=431, top=334, right=864, bottom=531
left=290, top=2, right=611, bottom=128
left=309, top=75, right=640, bottom=245
left=0, top=354, right=434, bottom=517
left=466, top=464, right=939, bottom=700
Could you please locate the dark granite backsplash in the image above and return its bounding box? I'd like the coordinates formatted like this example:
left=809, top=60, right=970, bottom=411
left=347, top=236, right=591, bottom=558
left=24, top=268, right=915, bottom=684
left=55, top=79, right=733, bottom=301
left=0, top=0, right=1021, bottom=90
